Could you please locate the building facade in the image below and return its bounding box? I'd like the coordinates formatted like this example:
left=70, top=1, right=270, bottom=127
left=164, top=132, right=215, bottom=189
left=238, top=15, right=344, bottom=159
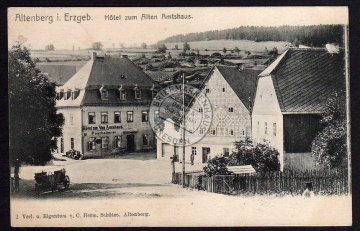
left=252, top=47, right=345, bottom=170
left=157, top=66, right=261, bottom=164
left=56, top=53, right=159, bottom=158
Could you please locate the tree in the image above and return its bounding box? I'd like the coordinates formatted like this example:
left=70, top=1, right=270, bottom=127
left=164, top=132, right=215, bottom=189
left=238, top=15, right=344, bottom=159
left=92, top=42, right=103, bottom=50
left=141, top=42, right=147, bottom=49
left=311, top=90, right=347, bottom=168
left=269, top=47, right=278, bottom=56
left=183, top=42, right=190, bottom=53
left=234, top=46, right=240, bottom=54
left=228, top=138, right=280, bottom=173
left=9, top=44, right=64, bottom=165
left=157, top=44, right=167, bottom=53
left=223, top=47, right=227, bottom=54
left=174, top=44, right=179, bottom=50
left=45, top=44, right=55, bottom=51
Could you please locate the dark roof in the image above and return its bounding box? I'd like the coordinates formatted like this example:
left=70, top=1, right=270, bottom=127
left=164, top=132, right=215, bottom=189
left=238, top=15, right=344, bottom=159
left=86, top=57, right=159, bottom=89
left=37, top=65, right=77, bottom=86
left=268, top=48, right=345, bottom=113
left=216, top=66, right=261, bottom=111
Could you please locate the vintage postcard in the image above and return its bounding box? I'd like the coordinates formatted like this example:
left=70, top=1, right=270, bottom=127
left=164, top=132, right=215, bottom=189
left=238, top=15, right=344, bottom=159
left=8, top=7, right=351, bottom=227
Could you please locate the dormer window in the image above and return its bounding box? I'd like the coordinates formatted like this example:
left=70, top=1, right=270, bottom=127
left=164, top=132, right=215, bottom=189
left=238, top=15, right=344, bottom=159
left=65, top=89, right=71, bottom=100
left=151, top=84, right=157, bottom=99
left=59, top=90, right=64, bottom=100
left=100, top=85, right=108, bottom=100
left=119, top=85, right=126, bottom=100
left=71, top=88, right=80, bottom=100
left=134, top=85, right=141, bottom=99
left=152, top=90, right=157, bottom=99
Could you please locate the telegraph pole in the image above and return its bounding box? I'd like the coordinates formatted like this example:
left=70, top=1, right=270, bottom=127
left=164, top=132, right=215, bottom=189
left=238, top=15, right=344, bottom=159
left=182, top=73, right=186, bottom=187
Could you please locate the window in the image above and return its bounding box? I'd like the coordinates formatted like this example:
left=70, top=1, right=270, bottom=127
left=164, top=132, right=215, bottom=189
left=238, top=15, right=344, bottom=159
left=198, top=108, right=203, bottom=113
left=70, top=114, right=74, bottom=125
left=273, top=123, right=277, bottom=136
left=229, top=129, right=234, bottom=136
left=241, top=129, right=245, bottom=136
left=142, top=111, right=149, bottom=122
left=222, top=87, right=226, bottom=92
left=135, top=89, right=141, bottom=99
left=199, top=129, right=204, bottom=135
left=120, top=90, right=126, bottom=100
left=114, top=111, right=121, bottom=123
left=101, top=137, right=109, bottom=149
left=257, top=121, right=260, bottom=135
left=88, top=112, right=95, bottom=124
left=210, top=129, right=216, bottom=135
left=73, top=89, right=80, bottom=100
left=114, top=136, right=122, bottom=148
left=127, top=111, right=133, bottom=122
left=154, top=110, right=159, bottom=119
left=88, top=137, right=96, bottom=150
left=265, top=122, right=268, bottom=134
left=58, top=91, right=64, bottom=100
left=223, top=148, right=229, bottom=157
left=101, top=112, right=108, bottom=124
left=152, top=90, right=158, bottom=99
left=143, top=134, right=149, bottom=146
left=65, top=90, right=71, bottom=100
left=60, top=138, right=64, bottom=153
left=70, top=138, right=74, bottom=149
left=228, top=107, right=234, bottom=112
left=205, top=88, right=210, bottom=93
left=100, top=87, right=108, bottom=100
left=192, top=147, right=197, bottom=155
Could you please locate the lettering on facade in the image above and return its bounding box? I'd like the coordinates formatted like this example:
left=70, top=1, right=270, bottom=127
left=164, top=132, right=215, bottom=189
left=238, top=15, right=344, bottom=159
left=82, top=125, right=123, bottom=131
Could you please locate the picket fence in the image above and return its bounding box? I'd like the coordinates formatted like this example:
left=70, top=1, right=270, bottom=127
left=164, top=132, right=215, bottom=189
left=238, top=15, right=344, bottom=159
left=172, top=168, right=349, bottom=195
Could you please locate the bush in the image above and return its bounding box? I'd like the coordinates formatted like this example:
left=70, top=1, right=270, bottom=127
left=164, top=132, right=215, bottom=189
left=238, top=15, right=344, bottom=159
left=203, top=155, right=232, bottom=177
left=229, top=138, right=280, bottom=173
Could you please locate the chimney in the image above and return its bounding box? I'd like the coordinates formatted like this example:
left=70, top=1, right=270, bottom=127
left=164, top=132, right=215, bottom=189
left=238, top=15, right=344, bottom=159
left=92, top=52, right=97, bottom=60
left=326, top=43, right=340, bottom=54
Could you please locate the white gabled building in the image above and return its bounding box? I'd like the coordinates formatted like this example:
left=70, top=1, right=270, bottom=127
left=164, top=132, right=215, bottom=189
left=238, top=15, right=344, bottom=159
left=157, top=65, right=261, bottom=164
left=252, top=47, right=345, bottom=171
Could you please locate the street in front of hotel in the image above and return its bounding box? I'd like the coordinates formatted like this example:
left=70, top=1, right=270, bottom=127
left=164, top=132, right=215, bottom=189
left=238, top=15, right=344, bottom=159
left=11, top=153, right=351, bottom=227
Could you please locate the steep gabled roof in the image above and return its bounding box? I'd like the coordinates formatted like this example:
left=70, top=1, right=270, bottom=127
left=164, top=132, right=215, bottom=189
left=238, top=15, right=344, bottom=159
left=216, top=66, right=261, bottom=111
left=260, top=48, right=345, bottom=113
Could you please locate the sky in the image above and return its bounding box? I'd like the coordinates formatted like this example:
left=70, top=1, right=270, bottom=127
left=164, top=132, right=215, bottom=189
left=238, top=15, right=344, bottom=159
left=8, top=7, right=348, bottom=50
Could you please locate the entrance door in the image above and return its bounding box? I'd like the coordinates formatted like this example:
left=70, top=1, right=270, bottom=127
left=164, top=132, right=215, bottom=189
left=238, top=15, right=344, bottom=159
left=126, top=135, right=135, bottom=152
left=202, top=147, right=210, bottom=163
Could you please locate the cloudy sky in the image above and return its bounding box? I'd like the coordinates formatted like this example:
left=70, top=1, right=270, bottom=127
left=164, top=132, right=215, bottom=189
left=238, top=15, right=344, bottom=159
left=8, top=7, right=348, bottom=50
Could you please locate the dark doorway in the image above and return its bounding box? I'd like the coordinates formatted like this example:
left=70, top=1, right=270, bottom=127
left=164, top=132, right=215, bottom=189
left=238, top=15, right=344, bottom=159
left=202, top=147, right=210, bottom=163
left=126, top=135, right=135, bottom=152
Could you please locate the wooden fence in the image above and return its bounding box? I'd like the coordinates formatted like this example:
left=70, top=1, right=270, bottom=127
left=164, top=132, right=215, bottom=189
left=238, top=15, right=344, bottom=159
left=172, top=168, right=349, bottom=195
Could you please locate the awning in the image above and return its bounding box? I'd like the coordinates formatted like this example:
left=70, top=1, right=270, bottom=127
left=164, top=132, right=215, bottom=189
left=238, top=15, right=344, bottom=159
left=228, top=165, right=256, bottom=174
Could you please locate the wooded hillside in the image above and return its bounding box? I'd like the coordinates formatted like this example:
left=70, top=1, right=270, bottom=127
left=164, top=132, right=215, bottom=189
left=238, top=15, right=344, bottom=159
left=158, top=25, right=344, bottom=47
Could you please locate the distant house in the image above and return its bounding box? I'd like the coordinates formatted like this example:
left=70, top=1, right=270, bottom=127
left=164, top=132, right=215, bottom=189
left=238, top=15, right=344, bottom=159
left=56, top=53, right=160, bottom=157
left=251, top=47, right=345, bottom=171
left=157, top=65, right=261, bottom=164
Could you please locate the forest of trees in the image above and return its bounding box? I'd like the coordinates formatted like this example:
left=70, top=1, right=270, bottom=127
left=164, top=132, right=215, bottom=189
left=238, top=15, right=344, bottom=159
left=158, top=25, right=344, bottom=47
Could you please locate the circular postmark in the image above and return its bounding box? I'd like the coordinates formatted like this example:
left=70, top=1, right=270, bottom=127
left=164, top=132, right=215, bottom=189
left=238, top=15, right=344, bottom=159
left=149, top=84, right=212, bottom=146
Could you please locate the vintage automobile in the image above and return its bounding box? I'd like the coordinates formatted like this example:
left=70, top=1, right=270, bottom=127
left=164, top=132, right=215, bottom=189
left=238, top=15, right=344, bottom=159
left=34, top=168, right=70, bottom=191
